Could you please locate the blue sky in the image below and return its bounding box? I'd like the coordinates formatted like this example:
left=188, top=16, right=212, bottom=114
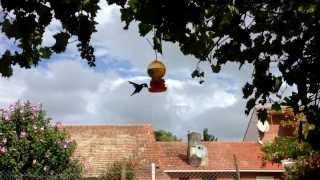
left=0, top=1, right=255, bottom=140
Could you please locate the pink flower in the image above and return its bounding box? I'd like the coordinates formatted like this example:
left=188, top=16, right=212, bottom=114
left=31, top=105, right=40, bottom=113
left=0, top=146, right=6, bottom=155
left=20, top=131, right=27, bottom=138
left=55, top=121, right=63, bottom=129
left=62, top=141, right=69, bottom=149
left=82, top=160, right=91, bottom=171
left=60, top=139, right=74, bottom=149
left=3, top=111, right=10, bottom=121
left=8, top=104, right=15, bottom=112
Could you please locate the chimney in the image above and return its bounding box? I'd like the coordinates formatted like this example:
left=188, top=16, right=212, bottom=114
left=187, top=132, right=208, bottom=166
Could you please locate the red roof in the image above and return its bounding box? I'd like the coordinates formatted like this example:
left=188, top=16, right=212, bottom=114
left=64, top=124, right=283, bottom=179
left=158, top=141, right=283, bottom=171
left=64, top=124, right=161, bottom=178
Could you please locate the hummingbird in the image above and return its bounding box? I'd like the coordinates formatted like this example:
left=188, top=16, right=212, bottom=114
left=128, top=81, right=148, bottom=96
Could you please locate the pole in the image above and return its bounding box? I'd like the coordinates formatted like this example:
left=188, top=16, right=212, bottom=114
left=233, top=154, right=240, bottom=180
left=151, top=163, right=156, bottom=180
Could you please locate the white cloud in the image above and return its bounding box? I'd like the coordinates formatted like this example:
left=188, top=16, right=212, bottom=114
left=0, top=77, right=26, bottom=105
left=96, top=2, right=120, bottom=24
left=165, top=80, right=237, bottom=121
left=0, top=59, right=247, bottom=139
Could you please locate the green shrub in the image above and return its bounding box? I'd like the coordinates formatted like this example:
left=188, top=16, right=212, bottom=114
left=0, top=101, right=83, bottom=179
left=262, top=136, right=320, bottom=180
left=262, top=136, right=313, bottom=163
left=154, top=129, right=180, bottom=141
left=100, top=160, right=135, bottom=180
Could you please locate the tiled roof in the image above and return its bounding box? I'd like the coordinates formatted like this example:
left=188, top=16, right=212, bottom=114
left=64, top=124, right=283, bottom=179
left=64, top=124, right=161, bottom=178
left=158, top=141, right=283, bottom=171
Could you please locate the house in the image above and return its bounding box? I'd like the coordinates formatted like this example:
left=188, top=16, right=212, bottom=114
left=243, top=106, right=295, bottom=144
left=64, top=106, right=288, bottom=180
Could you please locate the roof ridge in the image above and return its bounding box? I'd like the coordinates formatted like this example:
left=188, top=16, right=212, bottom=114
left=63, top=123, right=153, bottom=127
left=203, top=141, right=258, bottom=144
left=157, top=141, right=259, bottom=144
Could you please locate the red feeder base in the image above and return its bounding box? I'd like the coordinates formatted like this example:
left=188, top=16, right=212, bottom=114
left=149, top=79, right=167, bottom=93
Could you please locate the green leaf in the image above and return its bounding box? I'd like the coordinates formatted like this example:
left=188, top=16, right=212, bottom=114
left=211, top=64, right=221, bottom=73
left=307, top=5, right=316, bottom=13
left=39, top=47, right=52, bottom=59
left=52, top=32, right=70, bottom=53
left=257, top=109, right=268, bottom=122
left=191, top=69, right=199, bottom=78
left=0, top=51, right=13, bottom=77
left=38, top=4, right=52, bottom=26
left=1, top=19, right=11, bottom=33
left=272, top=77, right=282, bottom=93
left=128, top=0, right=138, bottom=10
left=138, top=23, right=152, bottom=36
left=1, top=19, right=17, bottom=38
left=242, top=83, right=254, bottom=98
left=153, top=36, right=162, bottom=54
left=245, top=98, right=256, bottom=115
left=271, top=102, right=281, bottom=111
left=227, top=5, right=239, bottom=15
left=199, top=71, right=205, bottom=77
left=191, top=68, right=205, bottom=78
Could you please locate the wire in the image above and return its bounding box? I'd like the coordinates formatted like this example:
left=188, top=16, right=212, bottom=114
left=145, top=38, right=158, bottom=61
left=153, top=27, right=158, bottom=61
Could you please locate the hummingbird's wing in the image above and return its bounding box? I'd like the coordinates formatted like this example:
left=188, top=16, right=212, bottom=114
left=129, top=81, right=142, bottom=96
left=129, top=81, right=147, bottom=96
left=128, top=81, right=139, bottom=88
left=131, top=90, right=139, bottom=96
left=131, top=86, right=143, bottom=96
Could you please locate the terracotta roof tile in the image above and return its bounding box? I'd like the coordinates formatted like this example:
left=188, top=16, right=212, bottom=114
left=158, top=141, right=283, bottom=171
left=64, top=124, right=283, bottom=179
left=64, top=124, right=160, bottom=178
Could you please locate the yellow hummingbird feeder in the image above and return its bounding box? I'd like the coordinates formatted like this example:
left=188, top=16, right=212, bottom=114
left=147, top=60, right=167, bottom=92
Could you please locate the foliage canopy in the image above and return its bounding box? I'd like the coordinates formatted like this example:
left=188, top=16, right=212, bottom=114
left=154, top=129, right=180, bottom=141
left=262, top=136, right=320, bottom=180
